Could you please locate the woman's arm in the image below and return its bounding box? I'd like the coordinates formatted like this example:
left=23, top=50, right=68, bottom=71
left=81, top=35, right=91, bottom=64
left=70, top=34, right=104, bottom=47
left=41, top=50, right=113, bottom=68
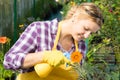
left=22, top=52, right=43, bottom=68
left=3, top=22, right=40, bottom=70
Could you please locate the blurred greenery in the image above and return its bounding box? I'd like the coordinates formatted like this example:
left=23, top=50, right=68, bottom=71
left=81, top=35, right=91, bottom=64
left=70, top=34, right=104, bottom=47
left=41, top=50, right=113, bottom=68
left=0, top=0, right=120, bottom=79
left=0, top=38, right=14, bottom=80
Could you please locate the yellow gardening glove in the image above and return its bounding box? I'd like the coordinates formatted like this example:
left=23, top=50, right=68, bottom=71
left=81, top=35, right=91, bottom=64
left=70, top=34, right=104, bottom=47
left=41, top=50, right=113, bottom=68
left=42, top=50, right=70, bottom=67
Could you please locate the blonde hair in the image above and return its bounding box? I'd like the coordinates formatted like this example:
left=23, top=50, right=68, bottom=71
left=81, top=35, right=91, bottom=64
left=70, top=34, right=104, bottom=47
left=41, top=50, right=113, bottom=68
left=64, top=2, right=104, bottom=27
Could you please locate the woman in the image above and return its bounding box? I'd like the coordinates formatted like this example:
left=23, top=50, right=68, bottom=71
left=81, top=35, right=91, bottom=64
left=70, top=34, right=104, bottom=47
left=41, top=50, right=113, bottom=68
left=3, top=2, right=104, bottom=80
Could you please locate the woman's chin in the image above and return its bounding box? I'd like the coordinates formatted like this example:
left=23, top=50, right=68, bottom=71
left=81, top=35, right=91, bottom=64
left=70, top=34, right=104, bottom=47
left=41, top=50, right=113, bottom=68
left=73, top=37, right=83, bottom=42
left=75, top=38, right=80, bottom=42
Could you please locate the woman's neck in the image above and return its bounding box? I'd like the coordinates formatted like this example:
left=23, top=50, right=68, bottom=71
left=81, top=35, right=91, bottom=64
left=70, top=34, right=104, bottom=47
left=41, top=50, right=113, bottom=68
left=58, top=20, right=74, bottom=51
left=59, top=37, right=74, bottom=51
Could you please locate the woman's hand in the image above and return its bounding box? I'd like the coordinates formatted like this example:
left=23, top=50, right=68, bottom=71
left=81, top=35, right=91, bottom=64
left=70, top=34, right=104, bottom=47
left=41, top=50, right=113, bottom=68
left=42, top=50, right=70, bottom=67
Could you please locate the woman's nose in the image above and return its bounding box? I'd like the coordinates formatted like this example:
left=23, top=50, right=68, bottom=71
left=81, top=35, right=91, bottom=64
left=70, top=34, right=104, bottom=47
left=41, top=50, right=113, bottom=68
left=84, top=32, right=91, bottom=38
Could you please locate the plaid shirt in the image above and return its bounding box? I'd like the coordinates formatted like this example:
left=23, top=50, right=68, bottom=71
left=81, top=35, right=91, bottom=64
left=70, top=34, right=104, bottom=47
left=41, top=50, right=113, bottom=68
left=3, top=18, right=87, bottom=73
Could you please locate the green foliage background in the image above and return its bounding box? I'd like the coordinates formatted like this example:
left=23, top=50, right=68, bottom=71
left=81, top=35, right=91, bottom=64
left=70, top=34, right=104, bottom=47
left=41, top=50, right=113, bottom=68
left=0, top=0, right=120, bottom=80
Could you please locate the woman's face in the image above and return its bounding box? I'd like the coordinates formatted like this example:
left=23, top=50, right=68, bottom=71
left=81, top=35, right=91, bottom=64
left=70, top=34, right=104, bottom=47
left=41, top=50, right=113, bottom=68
left=71, top=19, right=100, bottom=41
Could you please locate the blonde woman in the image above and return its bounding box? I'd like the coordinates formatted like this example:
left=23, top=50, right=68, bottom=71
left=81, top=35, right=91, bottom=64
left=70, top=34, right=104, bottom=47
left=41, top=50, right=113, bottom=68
left=4, top=2, right=104, bottom=80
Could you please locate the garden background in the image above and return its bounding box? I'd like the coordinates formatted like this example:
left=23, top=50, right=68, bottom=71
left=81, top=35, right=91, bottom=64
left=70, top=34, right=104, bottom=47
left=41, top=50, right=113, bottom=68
left=0, top=0, right=120, bottom=80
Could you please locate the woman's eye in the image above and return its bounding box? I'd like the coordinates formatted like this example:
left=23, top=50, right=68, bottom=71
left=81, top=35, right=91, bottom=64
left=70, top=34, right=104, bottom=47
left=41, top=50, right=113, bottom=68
left=90, top=33, right=93, bottom=35
left=84, top=27, right=89, bottom=31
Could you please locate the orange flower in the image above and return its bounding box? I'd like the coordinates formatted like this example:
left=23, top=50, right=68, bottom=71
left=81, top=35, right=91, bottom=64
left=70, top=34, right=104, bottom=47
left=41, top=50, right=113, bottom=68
left=0, top=37, right=7, bottom=44
left=70, top=51, right=83, bottom=63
